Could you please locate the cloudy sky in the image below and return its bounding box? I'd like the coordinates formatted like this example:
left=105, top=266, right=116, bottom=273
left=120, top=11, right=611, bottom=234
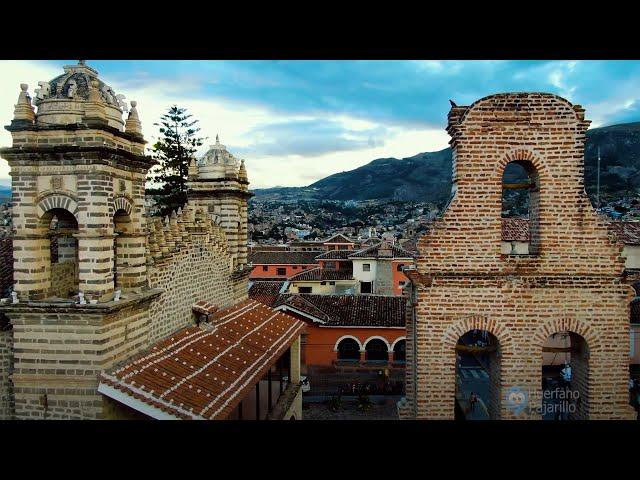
left=1, top=60, right=640, bottom=188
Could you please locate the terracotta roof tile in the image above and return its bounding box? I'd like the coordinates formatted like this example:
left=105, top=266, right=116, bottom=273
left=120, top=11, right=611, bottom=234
left=501, top=218, right=530, bottom=242
left=99, top=299, right=305, bottom=420
left=323, top=233, right=355, bottom=244
left=348, top=241, right=414, bottom=259
left=314, top=250, right=354, bottom=260
left=248, top=281, right=286, bottom=307
left=274, top=294, right=406, bottom=327
left=608, top=221, right=640, bottom=245
left=288, top=267, right=354, bottom=282
left=248, top=251, right=320, bottom=265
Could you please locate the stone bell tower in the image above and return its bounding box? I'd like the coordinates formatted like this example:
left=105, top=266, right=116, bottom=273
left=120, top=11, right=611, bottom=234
left=187, top=134, right=252, bottom=277
left=0, top=61, right=160, bottom=419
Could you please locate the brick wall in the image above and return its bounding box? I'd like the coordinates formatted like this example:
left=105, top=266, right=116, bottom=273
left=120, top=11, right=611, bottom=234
left=0, top=237, right=12, bottom=298
left=0, top=321, right=14, bottom=419
left=405, top=93, right=635, bottom=420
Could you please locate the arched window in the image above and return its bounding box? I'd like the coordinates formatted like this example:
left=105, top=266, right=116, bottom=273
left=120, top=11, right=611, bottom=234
left=113, top=209, right=132, bottom=290
left=365, top=338, right=388, bottom=362
left=337, top=338, right=360, bottom=361
left=393, top=339, right=406, bottom=363
left=44, top=208, right=79, bottom=299
left=501, top=160, right=540, bottom=255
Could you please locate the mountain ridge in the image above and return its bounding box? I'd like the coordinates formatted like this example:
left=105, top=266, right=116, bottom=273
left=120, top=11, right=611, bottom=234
left=252, top=122, right=640, bottom=205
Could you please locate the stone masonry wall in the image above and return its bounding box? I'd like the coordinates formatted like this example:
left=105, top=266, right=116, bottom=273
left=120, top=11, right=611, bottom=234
left=406, top=93, right=635, bottom=420
left=0, top=323, right=14, bottom=419
left=145, top=202, right=242, bottom=344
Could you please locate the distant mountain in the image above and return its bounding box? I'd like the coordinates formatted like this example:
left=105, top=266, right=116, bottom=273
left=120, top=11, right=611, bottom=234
left=0, top=185, right=10, bottom=201
left=252, top=122, right=640, bottom=206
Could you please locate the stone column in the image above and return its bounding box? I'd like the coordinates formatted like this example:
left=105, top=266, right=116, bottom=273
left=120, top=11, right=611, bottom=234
left=290, top=335, right=301, bottom=384
left=12, top=233, right=50, bottom=301
left=76, top=234, right=114, bottom=302
left=113, top=231, right=147, bottom=292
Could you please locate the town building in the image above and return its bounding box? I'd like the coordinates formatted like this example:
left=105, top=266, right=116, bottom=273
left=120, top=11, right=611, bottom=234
left=248, top=251, right=319, bottom=279
left=0, top=61, right=304, bottom=420
left=349, top=241, right=414, bottom=295
left=400, top=93, right=637, bottom=420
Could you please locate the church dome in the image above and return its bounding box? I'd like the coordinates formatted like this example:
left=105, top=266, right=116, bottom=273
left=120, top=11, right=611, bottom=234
left=32, top=61, right=127, bottom=130
left=197, top=135, right=240, bottom=179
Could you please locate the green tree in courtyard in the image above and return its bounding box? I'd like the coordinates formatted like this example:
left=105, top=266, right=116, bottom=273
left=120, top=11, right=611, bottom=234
left=146, top=105, right=205, bottom=217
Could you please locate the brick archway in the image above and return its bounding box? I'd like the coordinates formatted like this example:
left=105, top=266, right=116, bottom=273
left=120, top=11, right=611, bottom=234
left=442, top=316, right=513, bottom=420
left=442, top=315, right=513, bottom=353
left=533, top=317, right=601, bottom=352
left=494, top=148, right=548, bottom=180
left=36, top=194, right=79, bottom=221
left=534, top=317, right=598, bottom=420
left=113, top=196, right=133, bottom=216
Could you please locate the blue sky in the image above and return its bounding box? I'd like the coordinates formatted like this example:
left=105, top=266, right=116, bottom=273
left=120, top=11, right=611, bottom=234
left=2, top=60, right=640, bottom=188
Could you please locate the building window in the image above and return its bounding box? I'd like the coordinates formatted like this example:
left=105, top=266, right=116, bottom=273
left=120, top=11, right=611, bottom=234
left=299, top=286, right=312, bottom=293
left=325, top=261, right=336, bottom=270
left=398, top=281, right=405, bottom=287
left=502, top=160, right=539, bottom=255
left=396, top=263, right=404, bottom=272
left=320, top=281, right=326, bottom=285
left=329, top=281, right=335, bottom=285
left=393, top=340, right=406, bottom=363
left=262, top=265, right=268, bottom=272
left=365, top=339, right=388, bottom=362
left=363, top=263, right=371, bottom=272
left=293, top=265, right=298, bottom=269
left=361, top=282, right=372, bottom=294
left=276, top=267, right=286, bottom=276
left=337, top=338, right=360, bottom=361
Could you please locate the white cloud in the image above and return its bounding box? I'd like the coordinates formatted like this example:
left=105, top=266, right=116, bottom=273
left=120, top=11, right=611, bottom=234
left=0, top=61, right=451, bottom=189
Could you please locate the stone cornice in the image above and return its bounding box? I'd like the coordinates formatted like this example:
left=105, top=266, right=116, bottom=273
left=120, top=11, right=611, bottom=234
left=4, top=121, right=145, bottom=145
left=0, top=145, right=156, bottom=171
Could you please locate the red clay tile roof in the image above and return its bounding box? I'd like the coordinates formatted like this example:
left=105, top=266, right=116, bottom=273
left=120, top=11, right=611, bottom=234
left=323, top=233, right=355, bottom=244
left=274, top=294, right=406, bottom=327
left=315, top=250, right=354, bottom=260
left=501, top=218, right=530, bottom=242
left=248, top=251, right=320, bottom=265
left=288, top=267, right=354, bottom=282
left=99, top=299, right=305, bottom=420
left=248, top=280, right=286, bottom=307
left=399, top=238, right=418, bottom=253
left=348, top=242, right=414, bottom=259
left=608, top=221, right=640, bottom=245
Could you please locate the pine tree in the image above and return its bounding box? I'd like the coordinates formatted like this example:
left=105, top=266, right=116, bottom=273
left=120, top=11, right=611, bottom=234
left=147, top=105, right=205, bottom=216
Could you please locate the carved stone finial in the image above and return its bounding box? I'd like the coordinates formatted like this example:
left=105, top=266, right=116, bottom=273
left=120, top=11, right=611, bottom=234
left=216, top=134, right=220, bottom=144
left=83, top=79, right=107, bottom=124
left=13, top=83, right=35, bottom=124
left=125, top=99, right=142, bottom=136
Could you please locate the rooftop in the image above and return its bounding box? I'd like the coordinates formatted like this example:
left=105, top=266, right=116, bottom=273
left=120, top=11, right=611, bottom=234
left=348, top=241, right=414, bottom=259
left=248, top=280, right=286, bottom=307
left=99, top=299, right=305, bottom=420
left=501, top=218, right=530, bottom=242
left=608, top=221, right=640, bottom=245
left=248, top=251, right=320, bottom=265
left=274, top=293, right=406, bottom=327
left=288, top=267, right=354, bottom=282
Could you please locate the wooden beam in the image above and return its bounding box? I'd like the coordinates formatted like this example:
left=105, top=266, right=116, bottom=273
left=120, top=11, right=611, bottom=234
left=455, top=344, right=497, bottom=354
left=503, top=182, right=533, bottom=190
left=542, top=346, right=574, bottom=353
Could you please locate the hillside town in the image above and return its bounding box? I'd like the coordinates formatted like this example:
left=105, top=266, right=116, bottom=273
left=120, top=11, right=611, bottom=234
left=0, top=60, right=639, bottom=421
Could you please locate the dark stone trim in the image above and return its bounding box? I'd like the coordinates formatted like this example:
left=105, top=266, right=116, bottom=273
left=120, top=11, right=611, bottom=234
left=4, top=122, right=146, bottom=145
left=0, top=146, right=156, bottom=171
left=187, top=189, right=254, bottom=199
left=0, top=288, right=163, bottom=315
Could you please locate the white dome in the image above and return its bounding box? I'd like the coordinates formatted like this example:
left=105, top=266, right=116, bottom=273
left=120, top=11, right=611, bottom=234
left=197, top=135, right=239, bottom=179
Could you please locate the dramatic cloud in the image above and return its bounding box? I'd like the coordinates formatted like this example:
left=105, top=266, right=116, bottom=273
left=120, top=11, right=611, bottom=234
left=2, top=60, right=640, bottom=188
